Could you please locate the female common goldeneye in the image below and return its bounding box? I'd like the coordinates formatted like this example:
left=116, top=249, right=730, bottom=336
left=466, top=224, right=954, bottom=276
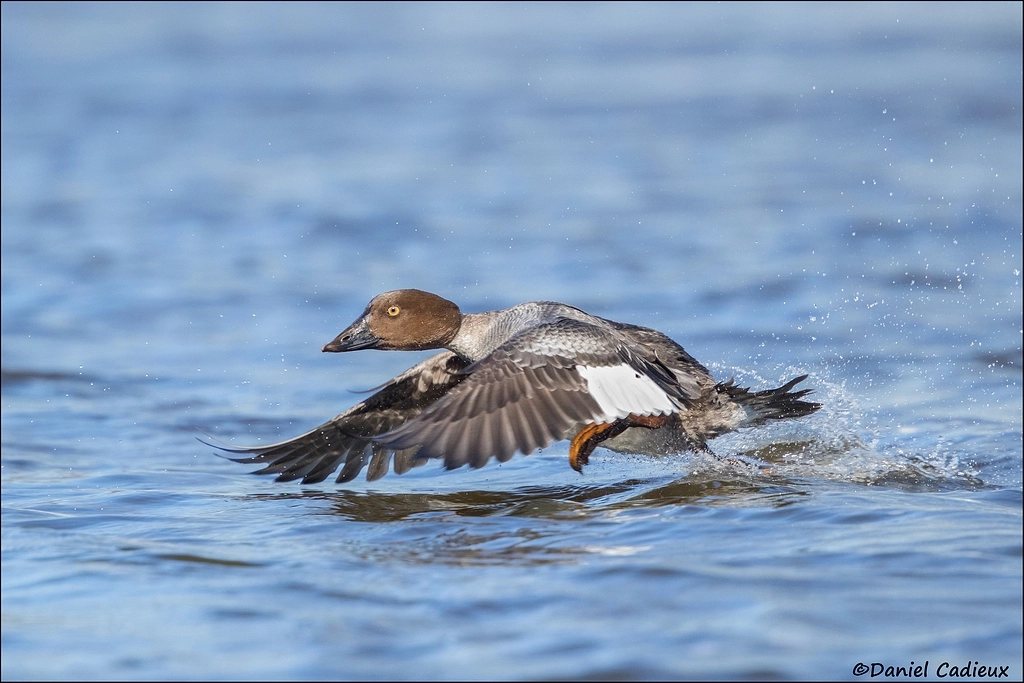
left=207, top=289, right=820, bottom=484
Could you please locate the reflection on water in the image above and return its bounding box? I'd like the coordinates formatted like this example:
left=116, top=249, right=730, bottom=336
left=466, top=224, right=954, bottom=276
left=245, top=436, right=980, bottom=528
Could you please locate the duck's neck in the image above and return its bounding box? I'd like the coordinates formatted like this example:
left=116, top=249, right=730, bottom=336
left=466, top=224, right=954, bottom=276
left=447, top=312, right=506, bottom=362
left=446, top=302, right=593, bottom=362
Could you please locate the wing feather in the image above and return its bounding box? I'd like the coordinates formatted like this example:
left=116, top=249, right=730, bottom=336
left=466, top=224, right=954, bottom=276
left=201, top=351, right=469, bottom=483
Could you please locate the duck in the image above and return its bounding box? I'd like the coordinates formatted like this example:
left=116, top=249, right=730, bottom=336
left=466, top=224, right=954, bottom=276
left=206, top=289, right=821, bottom=484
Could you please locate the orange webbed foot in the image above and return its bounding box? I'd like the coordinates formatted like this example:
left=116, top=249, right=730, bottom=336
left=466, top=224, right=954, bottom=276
left=567, top=413, right=670, bottom=473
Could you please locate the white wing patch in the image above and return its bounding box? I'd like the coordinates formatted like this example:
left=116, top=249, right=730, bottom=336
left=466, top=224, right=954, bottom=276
left=576, top=364, right=678, bottom=421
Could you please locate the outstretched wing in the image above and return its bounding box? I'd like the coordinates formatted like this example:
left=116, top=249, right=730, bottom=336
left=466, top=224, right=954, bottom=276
left=201, top=351, right=470, bottom=484
left=374, top=318, right=696, bottom=470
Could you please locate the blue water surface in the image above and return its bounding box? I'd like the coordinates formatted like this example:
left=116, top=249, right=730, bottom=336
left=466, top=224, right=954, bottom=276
left=2, top=3, right=1021, bottom=680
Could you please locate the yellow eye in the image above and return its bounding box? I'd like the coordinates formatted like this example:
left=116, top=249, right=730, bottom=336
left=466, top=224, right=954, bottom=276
left=387, top=305, right=401, bottom=317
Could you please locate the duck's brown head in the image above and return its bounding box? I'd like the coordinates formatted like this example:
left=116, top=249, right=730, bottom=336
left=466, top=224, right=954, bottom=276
left=322, top=289, right=462, bottom=353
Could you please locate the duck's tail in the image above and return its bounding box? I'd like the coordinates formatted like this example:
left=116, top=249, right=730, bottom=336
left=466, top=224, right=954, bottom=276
left=718, top=374, right=821, bottom=427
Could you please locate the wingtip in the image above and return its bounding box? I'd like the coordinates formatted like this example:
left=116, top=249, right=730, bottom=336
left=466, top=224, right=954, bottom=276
left=195, top=429, right=239, bottom=452
left=195, top=429, right=269, bottom=462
